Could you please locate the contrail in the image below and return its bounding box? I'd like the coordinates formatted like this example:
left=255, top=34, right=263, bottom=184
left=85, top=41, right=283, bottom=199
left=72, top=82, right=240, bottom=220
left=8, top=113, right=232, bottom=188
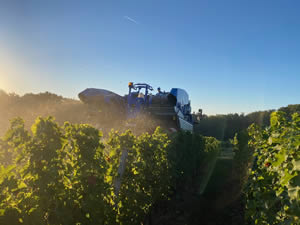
left=124, top=16, right=139, bottom=25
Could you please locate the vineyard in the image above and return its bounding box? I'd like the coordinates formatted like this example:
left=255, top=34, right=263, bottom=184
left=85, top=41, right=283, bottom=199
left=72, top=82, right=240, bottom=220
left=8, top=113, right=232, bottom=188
left=246, top=112, right=300, bottom=224
left=0, top=91, right=299, bottom=225
left=0, top=117, right=221, bottom=225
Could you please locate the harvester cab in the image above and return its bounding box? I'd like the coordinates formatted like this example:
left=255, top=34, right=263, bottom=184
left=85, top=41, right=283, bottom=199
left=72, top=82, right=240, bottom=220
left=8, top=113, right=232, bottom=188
left=127, top=82, right=153, bottom=118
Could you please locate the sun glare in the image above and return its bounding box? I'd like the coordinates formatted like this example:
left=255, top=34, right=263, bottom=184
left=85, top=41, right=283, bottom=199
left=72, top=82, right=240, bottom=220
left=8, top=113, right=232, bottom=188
left=0, top=67, right=13, bottom=92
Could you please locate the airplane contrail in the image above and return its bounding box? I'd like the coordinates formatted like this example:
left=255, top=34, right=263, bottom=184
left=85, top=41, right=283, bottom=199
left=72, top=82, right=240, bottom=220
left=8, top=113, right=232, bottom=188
left=124, top=16, right=139, bottom=25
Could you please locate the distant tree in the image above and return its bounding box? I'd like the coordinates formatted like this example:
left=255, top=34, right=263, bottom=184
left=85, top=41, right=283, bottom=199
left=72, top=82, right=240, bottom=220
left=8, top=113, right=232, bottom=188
left=194, top=109, right=278, bottom=141
left=278, top=104, right=300, bottom=118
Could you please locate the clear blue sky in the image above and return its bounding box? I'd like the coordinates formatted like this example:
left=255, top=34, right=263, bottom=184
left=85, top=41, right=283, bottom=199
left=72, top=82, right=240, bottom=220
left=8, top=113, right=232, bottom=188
left=0, top=0, right=299, bottom=115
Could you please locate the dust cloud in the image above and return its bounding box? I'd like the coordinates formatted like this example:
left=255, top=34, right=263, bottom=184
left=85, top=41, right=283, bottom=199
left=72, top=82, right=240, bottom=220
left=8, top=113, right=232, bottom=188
left=0, top=90, right=170, bottom=137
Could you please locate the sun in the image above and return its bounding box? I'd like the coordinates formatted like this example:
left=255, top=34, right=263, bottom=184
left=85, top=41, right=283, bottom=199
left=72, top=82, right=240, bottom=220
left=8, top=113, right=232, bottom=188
left=0, top=79, right=7, bottom=92
left=0, top=72, right=13, bottom=93
left=0, top=51, right=20, bottom=93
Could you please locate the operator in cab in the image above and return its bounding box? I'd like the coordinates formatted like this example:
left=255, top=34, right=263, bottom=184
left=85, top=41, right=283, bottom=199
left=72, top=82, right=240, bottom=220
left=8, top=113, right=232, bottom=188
left=157, top=87, right=163, bottom=96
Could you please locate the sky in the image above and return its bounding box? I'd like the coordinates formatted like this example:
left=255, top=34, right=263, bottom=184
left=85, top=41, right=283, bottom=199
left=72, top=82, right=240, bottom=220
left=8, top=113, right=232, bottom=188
left=0, top=0, right=299, bottom=115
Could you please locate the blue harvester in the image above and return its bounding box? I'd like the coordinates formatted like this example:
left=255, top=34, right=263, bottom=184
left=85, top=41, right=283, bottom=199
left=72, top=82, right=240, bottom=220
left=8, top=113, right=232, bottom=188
left=79, top=82, right=196, bottom=131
